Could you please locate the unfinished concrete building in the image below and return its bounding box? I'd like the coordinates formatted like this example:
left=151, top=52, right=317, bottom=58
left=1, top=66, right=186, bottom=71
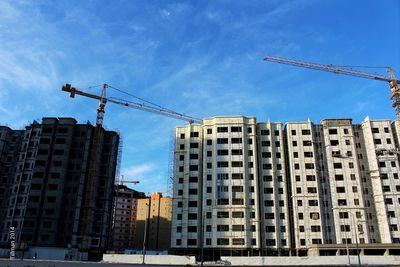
left=171, top=116, right=400, bottom=258
left=109, top=184, right=145, bottom=252
left=0, top=118, right=119, bottom=259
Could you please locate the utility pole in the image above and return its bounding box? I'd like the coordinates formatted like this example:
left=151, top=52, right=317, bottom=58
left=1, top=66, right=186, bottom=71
left=142, top=202, right=149, bottom=264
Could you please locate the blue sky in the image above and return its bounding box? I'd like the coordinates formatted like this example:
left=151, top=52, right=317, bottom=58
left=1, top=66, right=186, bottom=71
left=1, top=0, right=399, bottom=195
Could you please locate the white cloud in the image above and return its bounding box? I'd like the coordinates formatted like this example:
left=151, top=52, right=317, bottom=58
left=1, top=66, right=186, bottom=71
left=121, top=163, right=157, bottom=179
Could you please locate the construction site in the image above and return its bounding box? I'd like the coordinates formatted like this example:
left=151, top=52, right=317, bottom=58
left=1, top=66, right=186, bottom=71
left=0, top=50, right=399, bottom=267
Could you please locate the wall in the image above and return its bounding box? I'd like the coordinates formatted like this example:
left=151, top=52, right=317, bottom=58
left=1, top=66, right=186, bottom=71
left=102, top=254, right=196, bottom=265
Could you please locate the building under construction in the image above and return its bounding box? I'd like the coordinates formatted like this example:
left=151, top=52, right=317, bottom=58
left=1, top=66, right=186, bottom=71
left=0, top=117, right=119, bottom=260
left=171, top=116, right=400, bottom=258
left=109, top=184, right=145, bottom=252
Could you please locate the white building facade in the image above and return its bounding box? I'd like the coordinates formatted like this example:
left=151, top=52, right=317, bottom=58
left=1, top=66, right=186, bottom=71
left=171, top=116, right=400, bottom=258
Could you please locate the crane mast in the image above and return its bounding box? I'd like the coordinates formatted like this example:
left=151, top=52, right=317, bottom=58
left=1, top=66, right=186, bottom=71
left=264, top=55, right=400, bottom=119
left=62, top=83, right=201, bottom=251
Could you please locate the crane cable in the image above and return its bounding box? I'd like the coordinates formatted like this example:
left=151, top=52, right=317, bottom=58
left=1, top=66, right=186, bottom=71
left=107, top=84, right=187, bottom=116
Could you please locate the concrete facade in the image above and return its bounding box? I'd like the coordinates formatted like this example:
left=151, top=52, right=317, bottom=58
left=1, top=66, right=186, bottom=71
left=109, top=185, right=145, bottom=252
left=0, top=118, right=119, bottom=259
left=171, top=116, right=400, bottom=258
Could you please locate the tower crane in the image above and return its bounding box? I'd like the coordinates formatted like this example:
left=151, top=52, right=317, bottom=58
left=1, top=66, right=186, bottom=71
left=264, top=55, right=400, bottom=119
left=61, top=83, right=201, bottom=252
left=62, top=83, right=202, bottom=125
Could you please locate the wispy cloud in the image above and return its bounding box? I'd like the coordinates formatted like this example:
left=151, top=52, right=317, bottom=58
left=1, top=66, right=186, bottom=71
left=122, top=163, right=157, bottom=179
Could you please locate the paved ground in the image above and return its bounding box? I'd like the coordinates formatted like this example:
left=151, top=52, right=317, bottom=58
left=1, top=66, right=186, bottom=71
left=0, top=259, right=398, bottom=267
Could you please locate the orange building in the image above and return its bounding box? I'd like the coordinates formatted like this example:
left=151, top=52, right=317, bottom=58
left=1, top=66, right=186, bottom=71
left=134, top=192, right=172, bottom=250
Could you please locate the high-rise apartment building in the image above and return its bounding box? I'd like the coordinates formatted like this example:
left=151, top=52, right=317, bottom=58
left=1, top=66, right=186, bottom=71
left=171, top=116, right=400, bottom=258
left=109, top=184, right=145, bottom=252
left=0, top=118, right=119, bottom=259
left=134, top=192, right=172, bottom=251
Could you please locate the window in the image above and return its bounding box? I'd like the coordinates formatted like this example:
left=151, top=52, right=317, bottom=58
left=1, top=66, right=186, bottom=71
left=261, top=141, right=271, bottom=146
left=190, top=132, right=199, bottom=137
left=207, top=140, right=212, bottom=145
left=232, top=161, right=243, bottom=167
left=309, top=200, right=318, bottom=206
left=329, top=129, right=338, bottom=135
left=338, top=199, right=347, bottom=206
left=232, top=225, right=244, bottom=231
left=266, top=226, right=275, bottom=232
left=188, top=213, right=197, bottom=220
left=189, top=165, right=198, bottom=171
left=291, top=130, right=297, bottom=135
left=264, top=200, right=274, bottom=207
left=307, top=187, right=317, bottom=193
left=55, top=138, right=66, bottom=144
left=232, top=173, right=243, bottom=179
left=303, top=140, right=312, bottom=146
left=188, top=239, right=197, bottom=246
left=374, top=139, right=382, bottom=144
left=334, top=163, right=342, bottom=169
left=311, top=226, right=321, bottom=232
left=330, top=140, right=339, bottom=146
left=217, top=127, right=228, bottom=133
left=190, top=153, right=198, bottom=159
left=302, top=129, right=311, bottom=135
left=232, top=186, right=243, bottom=192
left=217, top=173, right=228, bottom=180
left=231, top=138, right=242, bottom=144
left=217, top=238, right=229, bottom=245
left=261, top=129, right=269, bottom=135
left=372, top=128, right=379, bottom=133
left=306, top=175, right=316, bottom=181
left=189, top=189, right=198, bottom=195
left=340, top=225, right=351, bottom=232
left=232, top=211, right=244, bottom=218
left=190, top=142, right=199, bottom=148
left=336, top=187, right=345, bottom=193
left=217, top=138, right=228, bottom=144
left=231, top=149, right=241, bottom=155
left=188, top=226, right=197, bottom=232
left=265, top=213, right=274, bottom=219
left=304, top=151, right=313, bottom=157
left=217, top=225, right=229, bottom=231
left=231, top=126, right=242, bottom=132
left=262, top=152, right=271, bottom=158
left=263, top=164, right=272, bottom=170
left=305, top=163, right=314, bottom=169
left=217, top=161, right=229, bottom=167
left=217, top=149, right=229, bottom=156
left=188, top=201, right=197, bottom=207
left=189, top=176, right=198, bottom=183
left=207, top=128, right=212, bottom=134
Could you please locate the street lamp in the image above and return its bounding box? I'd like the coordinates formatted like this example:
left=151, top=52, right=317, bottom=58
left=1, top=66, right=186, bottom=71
left=348, top=212, right=361, bottom=266
left=333, top=208, right=362, bottom=266
left=142, top=202, right=149, bottom=264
